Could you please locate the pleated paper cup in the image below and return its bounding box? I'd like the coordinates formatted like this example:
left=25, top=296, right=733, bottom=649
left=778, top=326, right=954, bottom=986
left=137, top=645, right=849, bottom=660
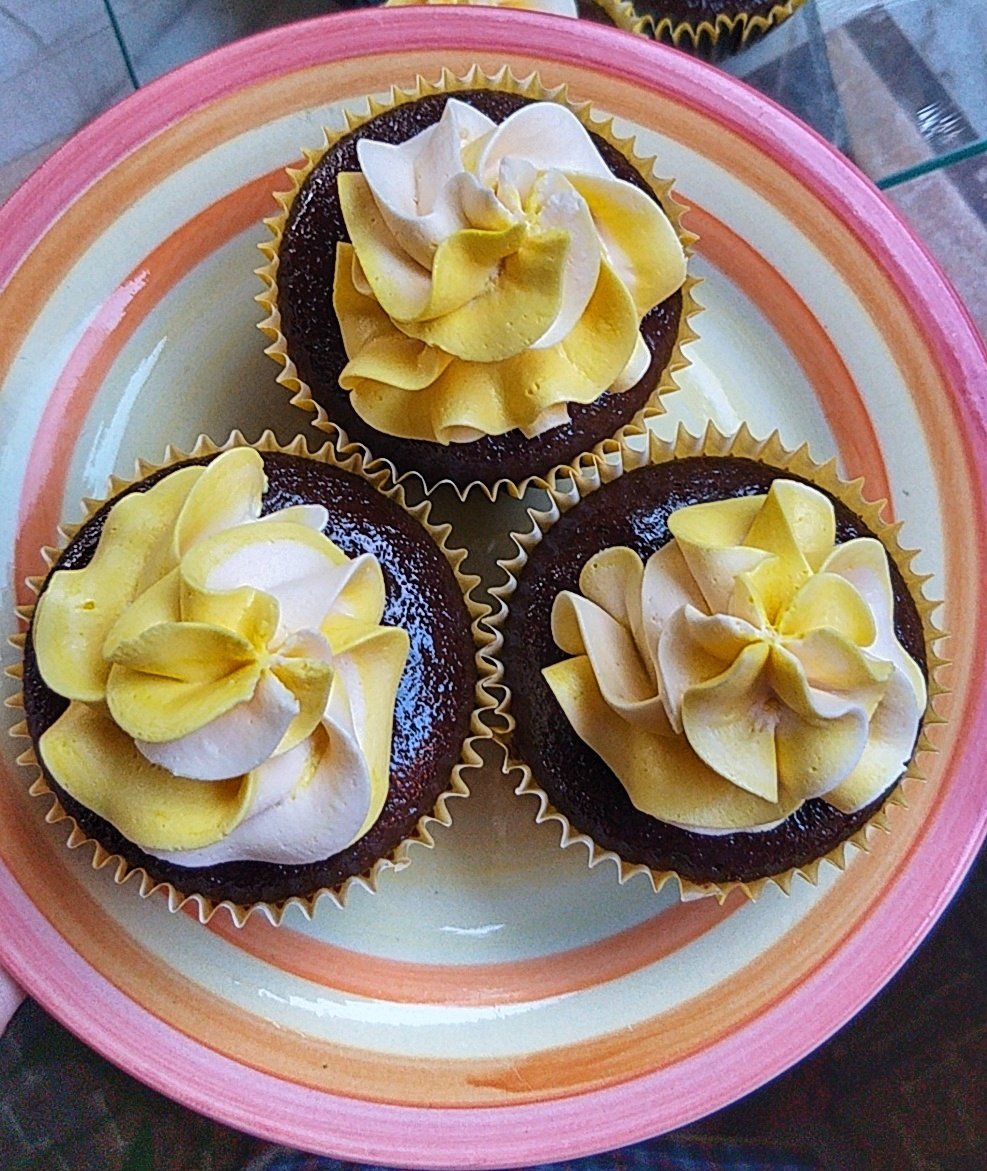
left=593, top=0, right=809, bottom=61
left=484, top=421, right=945, bottom=902
left=10, top=431, right=497, bottom=926
left=256, top=65, right=700, bottom=500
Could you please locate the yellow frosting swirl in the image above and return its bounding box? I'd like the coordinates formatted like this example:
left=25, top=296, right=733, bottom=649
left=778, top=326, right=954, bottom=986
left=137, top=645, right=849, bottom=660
left=32, top=449, right=409, bottom=866
left=543, top=480, right=927, bottom=833
left=333, top=98, right=687, bottom=444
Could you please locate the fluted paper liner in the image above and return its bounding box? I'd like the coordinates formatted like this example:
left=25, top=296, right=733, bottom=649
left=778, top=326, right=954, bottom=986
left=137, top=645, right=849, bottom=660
left=483, top=422, right=947, bottom=903
left=255, top=65, right=701, bottom=501
left=8, top=431, right=497, bottom=927
left=593, top=0, right=809, bottom=60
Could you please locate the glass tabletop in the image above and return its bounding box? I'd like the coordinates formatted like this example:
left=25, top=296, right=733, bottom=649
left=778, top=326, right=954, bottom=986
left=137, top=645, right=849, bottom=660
left=0, top=3, right=984, bottom=1170
left=2, top=0, right=985, bottom=342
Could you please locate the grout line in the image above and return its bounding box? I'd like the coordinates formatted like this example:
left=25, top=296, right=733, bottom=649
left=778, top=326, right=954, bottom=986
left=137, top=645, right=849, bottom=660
left=877, top=139, right=987, bottom=190
left=101, top=0, right=140, bottom=91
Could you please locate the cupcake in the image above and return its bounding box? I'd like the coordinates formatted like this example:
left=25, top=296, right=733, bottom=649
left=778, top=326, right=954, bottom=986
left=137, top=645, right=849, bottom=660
left=594, top=0, right=809, bottom=59
left=257, top=68, right=698, bottom=497
left=15, top=434, right=487, bottom=924
left=491, top=425, right=940, bottom=900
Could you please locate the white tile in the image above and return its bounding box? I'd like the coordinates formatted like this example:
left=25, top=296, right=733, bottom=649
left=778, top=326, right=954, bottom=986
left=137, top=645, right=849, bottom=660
left=726, top=1, right=851, bottom=155
left=815, top=0, right=987, bottom=167
left=0, top=135, right=68, bottom=206
left=889, top=0, right=987, bottom=145
left=0, top=0, right=132, bottom=194
left=107, top=0, right=341, bottom=85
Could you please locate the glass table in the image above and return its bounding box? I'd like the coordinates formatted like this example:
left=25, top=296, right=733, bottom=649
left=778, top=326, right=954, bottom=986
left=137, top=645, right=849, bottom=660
left=0, top=3, right=984, bottom=1169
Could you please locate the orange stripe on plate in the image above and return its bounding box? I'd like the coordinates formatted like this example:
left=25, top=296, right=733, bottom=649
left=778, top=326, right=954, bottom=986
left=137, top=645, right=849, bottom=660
left=0, top=764, right=941, bottom=1107
left=12, top=171, right=281, bottom=597
left=688, top=204, right=892, bottom=506
left=201, top=894, right=740, bottom=1006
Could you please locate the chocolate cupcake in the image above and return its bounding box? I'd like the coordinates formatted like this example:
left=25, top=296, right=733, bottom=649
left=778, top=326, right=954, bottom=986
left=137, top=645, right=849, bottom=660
left=593, top=0, right=809, bottom=59
left=257, top=68, right=698, bottom=497
left=15, top=434, right=489, bottom=924
left=490, top=425, right=941, bottom=900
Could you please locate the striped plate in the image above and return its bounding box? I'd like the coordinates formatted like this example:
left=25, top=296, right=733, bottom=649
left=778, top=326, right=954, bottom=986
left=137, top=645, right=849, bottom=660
left=1, top=10, right=985, bottom=1168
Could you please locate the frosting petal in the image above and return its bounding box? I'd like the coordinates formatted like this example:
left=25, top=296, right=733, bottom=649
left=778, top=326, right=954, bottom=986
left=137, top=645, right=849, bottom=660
left=779, top=571, right=877, bottom=645
left=148, top=720, right=372, bottom=867
left=395, top=227, right=571, bottom=361
left=184, top=521, right=349, bottom=635
left=681, top=642, right=780, bottom=801
left=543, top=655, right=804, bottom=831
left=823, top=538, right=928, bottom=710
left=40, top=701, right=251, bottom=850
left=565, top=172, right=687, bottom=314
left=338, top=251, right=642, bottom=444
left=105, top=623, right=263, bottom=742
left=774, top=701, right=870, bottom=804
left=136, top=669, right=300, bottom=782
left=825, top=668, right=924, bottom=812
left=550, top=590, right=667, bottom=732
left=173, top=447, right=264, bottom=557
left=32, top=466, right=203, bottom=701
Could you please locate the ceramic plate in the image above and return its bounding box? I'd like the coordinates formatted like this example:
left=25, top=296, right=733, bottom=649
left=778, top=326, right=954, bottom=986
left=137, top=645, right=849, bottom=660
left=1, top=11, right=985, bottom=1168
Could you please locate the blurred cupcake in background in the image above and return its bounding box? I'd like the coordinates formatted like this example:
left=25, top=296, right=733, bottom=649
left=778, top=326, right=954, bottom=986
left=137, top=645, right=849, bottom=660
left=593, top=0, right=810, bottom=59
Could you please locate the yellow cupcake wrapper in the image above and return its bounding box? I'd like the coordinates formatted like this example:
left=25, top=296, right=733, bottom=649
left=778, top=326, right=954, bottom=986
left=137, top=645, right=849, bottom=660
left=481, top=420, right=948, bottom=904
left=255, top=64, right=701, bottom=502
left=592, top=0, right=809, bottom=59
left=7, top=429, right=499, bottom=927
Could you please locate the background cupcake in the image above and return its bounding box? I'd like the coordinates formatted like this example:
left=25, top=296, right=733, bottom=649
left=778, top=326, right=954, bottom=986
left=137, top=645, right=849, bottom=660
left=257, top=67, right=698, bottom=497
left=489, top=424, right=942, bottom=901
left=16, top=433, right=491, bottom=924
left=593, top=0, right=810, bottom=59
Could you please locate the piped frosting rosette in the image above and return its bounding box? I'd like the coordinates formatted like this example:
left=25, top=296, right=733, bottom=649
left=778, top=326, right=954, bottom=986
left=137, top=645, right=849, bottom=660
left=257, top=67, right=698, bottom=497
left=593, top=0, right=809, bottom=60
left=487, top=424, right=944, bottom=900
left=12, top=433, right=492, bottom=925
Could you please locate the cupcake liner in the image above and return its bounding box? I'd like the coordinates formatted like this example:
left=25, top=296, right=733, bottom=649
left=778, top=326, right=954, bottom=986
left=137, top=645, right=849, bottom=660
left=255, top=64, right=701, bottom=502
left=8, top=430, right=498, bottom=927
left=483, top=420, right=947, bottom=903
left=593, top=0, right=808, bottom=60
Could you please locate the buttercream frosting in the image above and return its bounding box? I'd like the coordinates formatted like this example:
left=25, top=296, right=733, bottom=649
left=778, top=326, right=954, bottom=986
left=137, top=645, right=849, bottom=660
left=543, top=479, right=926, bottom=833
left=32, top=448, right=409, bottom=867
left=332, top=97, right=686, bottom=444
